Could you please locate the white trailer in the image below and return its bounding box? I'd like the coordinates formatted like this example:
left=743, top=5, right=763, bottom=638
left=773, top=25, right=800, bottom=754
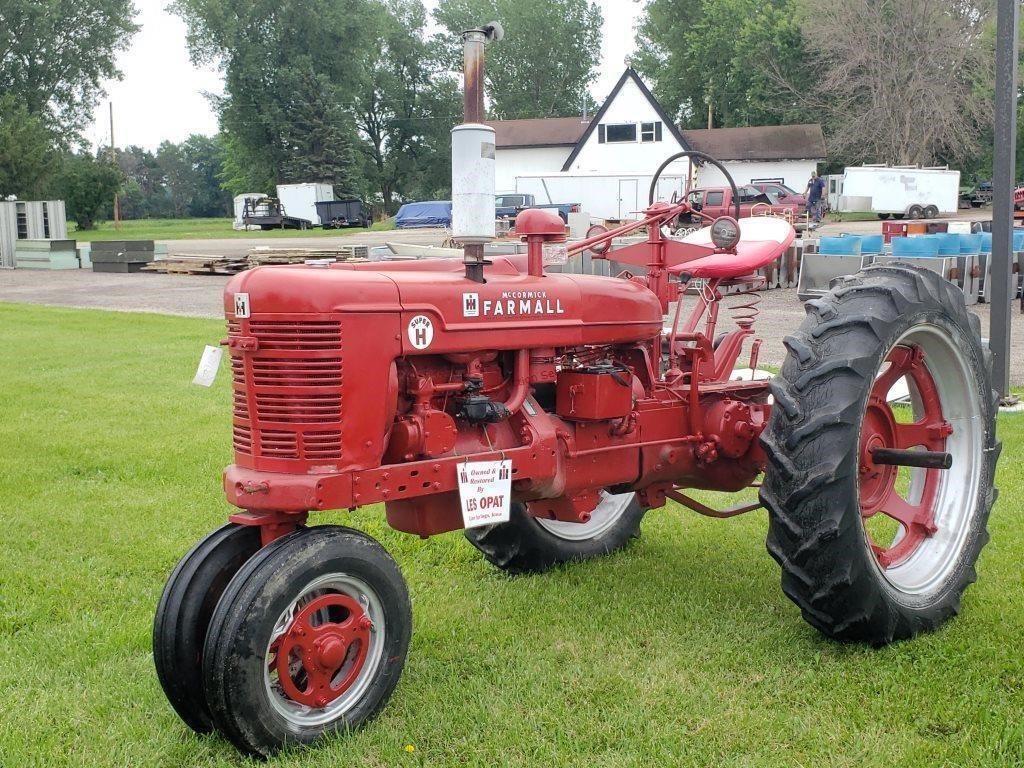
left=833, top=165, right=960, bottom=219
left=514, top=167, right=691, bottom=221
left=275, top=183, right=334, bottom=226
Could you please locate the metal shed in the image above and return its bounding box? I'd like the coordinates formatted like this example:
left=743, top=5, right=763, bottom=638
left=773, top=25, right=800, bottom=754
left=0, top=200, right=68, bottom=268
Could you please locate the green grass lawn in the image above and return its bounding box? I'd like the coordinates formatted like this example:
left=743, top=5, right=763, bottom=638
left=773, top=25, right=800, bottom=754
left=71, top=217, right=397, bottom=242
left=0, top=303, right=1021, bottom=768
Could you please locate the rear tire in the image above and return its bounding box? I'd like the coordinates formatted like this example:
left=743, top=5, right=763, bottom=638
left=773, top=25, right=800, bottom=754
left=464, top=491, right=645, bottom=574
left=877, top=213, right=891, bottom=220
left=760, top=264, right=998, bottom=645
left=924, top=205, right=939, bottom=219
left=908, top=205, right=924, bottom=219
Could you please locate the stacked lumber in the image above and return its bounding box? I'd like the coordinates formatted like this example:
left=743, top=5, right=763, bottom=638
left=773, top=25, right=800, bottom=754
left=247, top=244, right=370, bottom=266
left=141, top=254, right=249, bottom=275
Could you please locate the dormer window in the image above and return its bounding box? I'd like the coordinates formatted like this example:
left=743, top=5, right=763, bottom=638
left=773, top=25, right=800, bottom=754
left=598, top=123, right=638, bottom=143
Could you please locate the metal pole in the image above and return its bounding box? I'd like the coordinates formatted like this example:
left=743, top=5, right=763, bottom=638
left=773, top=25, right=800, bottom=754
left=109, top=102, right=121, bottom=230
left=990, top=0, right=1018, bottom=402
left=461, top=28, right=489, bottom=280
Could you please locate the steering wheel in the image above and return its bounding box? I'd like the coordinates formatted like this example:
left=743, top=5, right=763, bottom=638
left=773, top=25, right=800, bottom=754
left=648, top=150, right=741, bottom=224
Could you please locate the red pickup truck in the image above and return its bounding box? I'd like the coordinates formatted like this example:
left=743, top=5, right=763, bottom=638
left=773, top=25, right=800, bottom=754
left=682, top=185, right=803, bottom=224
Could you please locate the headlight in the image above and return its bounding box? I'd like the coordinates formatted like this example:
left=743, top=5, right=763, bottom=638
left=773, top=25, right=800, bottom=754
left=710, top=216, right=740, bottom=250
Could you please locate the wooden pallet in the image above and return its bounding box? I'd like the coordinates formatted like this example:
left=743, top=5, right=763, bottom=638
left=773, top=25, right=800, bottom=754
left=141, top=254, right=248, bottom=275
left=247, top=245, right=370, bottom=266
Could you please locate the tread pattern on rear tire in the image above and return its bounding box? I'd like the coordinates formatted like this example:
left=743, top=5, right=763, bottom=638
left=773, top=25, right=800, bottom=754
left=759, top=263, right=999, bottom=645
left=464, top=497, right=646, bottom=575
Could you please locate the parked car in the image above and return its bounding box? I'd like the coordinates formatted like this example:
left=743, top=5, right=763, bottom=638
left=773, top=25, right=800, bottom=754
left=682, top=185, right=803, bottom=224
left=495, top=193, right=581, bottom=223
left=749, top=181, right=808, bottom=207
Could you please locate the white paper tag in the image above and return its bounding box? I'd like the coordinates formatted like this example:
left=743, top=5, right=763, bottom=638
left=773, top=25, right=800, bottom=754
left=192, top=345, right=223, bottom=387
left=458, top=460, right=513, bottom=529
left=542, top=242, right=568, bottom=266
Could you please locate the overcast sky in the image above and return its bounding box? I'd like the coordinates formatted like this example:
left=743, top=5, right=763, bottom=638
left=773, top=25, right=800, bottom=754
left=86, top=0, right=646, bottom=150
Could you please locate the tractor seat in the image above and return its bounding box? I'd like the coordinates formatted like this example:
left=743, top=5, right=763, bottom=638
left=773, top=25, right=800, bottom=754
left=668, top=217, right=796, bottom=280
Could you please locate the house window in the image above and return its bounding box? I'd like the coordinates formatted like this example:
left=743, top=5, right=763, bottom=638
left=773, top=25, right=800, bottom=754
left=641, top=121, right=662, bottom=142
left=599, top=123, right=637, bottom=143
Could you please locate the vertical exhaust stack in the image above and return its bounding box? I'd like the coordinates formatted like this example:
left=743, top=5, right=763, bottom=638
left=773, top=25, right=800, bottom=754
left=453, top=22, right=503, bottom=283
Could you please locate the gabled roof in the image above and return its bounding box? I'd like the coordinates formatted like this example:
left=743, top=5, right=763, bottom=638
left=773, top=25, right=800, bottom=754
left=560, top=68, right=692, bottom=171
left=681, top=124, right=826, bottom=162
left=485, top=117, right=590, bottom=149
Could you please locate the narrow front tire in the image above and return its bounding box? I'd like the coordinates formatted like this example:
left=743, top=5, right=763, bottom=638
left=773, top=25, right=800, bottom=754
left=202, top=526, right=411, bottom=757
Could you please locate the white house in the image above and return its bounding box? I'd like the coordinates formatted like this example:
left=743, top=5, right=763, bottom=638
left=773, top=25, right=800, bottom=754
left=487, top=68, right=826, bottom=220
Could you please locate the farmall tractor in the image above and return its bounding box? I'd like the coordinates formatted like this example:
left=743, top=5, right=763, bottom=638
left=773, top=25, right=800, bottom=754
left=153, top=27, right=1000, bottom=758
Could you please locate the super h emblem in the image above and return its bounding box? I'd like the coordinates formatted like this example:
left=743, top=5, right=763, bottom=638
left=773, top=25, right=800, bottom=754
left=407, top=315, right=434, bottom=349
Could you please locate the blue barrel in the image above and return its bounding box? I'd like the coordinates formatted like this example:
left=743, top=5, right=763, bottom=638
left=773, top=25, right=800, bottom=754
left=1014, top=230, right=1024, bottom=251
left=818, top=236, right=861, bottom=255
left=958, top=233, right=983, bottom=255
left=979, top=232, right=993, bottom=254
left=934, top=232, right=961, bottom=256
left=891, top=236, right=940, bottom=257
left=859, top=234, right=884, bottom=254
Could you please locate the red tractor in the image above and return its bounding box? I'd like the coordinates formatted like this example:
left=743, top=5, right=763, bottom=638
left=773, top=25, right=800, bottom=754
left=152, top=148, right=999, bottom=756
left=155, top=25, right=1000, bottom=756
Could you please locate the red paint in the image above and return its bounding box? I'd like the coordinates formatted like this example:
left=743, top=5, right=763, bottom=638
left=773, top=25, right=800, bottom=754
left=272, top=593, right=371, bottom=708
left=859, top=345, right=950, bottom=568
left=221, top=192, right=795, bottom=539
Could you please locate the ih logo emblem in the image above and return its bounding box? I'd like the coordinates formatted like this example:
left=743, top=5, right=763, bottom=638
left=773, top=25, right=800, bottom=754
left=233, top=293, right=250, bottom=318
left=407, top=315, right=434, bottom=350
left=462, top=292, right=479, bottom=317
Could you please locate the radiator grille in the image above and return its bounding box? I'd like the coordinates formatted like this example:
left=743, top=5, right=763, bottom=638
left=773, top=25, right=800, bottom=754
left=229, top=318, right=343, bottom=462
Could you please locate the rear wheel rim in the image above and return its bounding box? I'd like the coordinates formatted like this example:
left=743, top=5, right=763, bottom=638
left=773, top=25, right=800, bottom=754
left=263, top=573, right=385, bottom=727
left=858, top=326, right=982, bottom=596
left=535, top=491, right=635, bottom=541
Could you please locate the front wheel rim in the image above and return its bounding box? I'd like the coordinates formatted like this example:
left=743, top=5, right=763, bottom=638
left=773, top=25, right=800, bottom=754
left=535, top=491, right=635, bottom=541
left=263, top=573, right=386, bottom=727
left=858, top=325, right=983, bottom=596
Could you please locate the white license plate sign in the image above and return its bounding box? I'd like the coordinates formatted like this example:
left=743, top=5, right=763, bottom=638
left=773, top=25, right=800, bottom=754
left=458, top=460, right=512, bottom=528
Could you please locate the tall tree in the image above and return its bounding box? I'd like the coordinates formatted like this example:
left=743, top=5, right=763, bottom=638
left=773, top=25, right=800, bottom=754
left=0, top=96, right=60, bottom=198
left=634, top=0, right=812, bottom=129
left=0, top=0, right=138, bottom=134
left=432, top=0, right=602, bottom=119
left=356, top=0, right=461, bottom=208
left=792, top=0, right=994, bottom=166
left=172, top=0, right=379, bottom=193
left=58, top=153, right=123, bottom=229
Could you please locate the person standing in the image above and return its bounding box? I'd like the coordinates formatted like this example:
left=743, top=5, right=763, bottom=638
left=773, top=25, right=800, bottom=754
left=805, top=171, right=826, bottom=223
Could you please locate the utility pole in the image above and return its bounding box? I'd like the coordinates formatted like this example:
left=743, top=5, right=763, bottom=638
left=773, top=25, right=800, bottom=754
left=109, top=101, right=121, bottom=230
left=991, top=0, right=1018, bottom=404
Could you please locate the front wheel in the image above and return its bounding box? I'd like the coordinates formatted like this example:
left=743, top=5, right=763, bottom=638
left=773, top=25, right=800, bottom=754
left=760, top=264, right=998, bottom=645
left=153, top=524, right=261, bottom=733
left=202, top=526, right=411, bottom=757
left=464, top=491, right=645, bottom=574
